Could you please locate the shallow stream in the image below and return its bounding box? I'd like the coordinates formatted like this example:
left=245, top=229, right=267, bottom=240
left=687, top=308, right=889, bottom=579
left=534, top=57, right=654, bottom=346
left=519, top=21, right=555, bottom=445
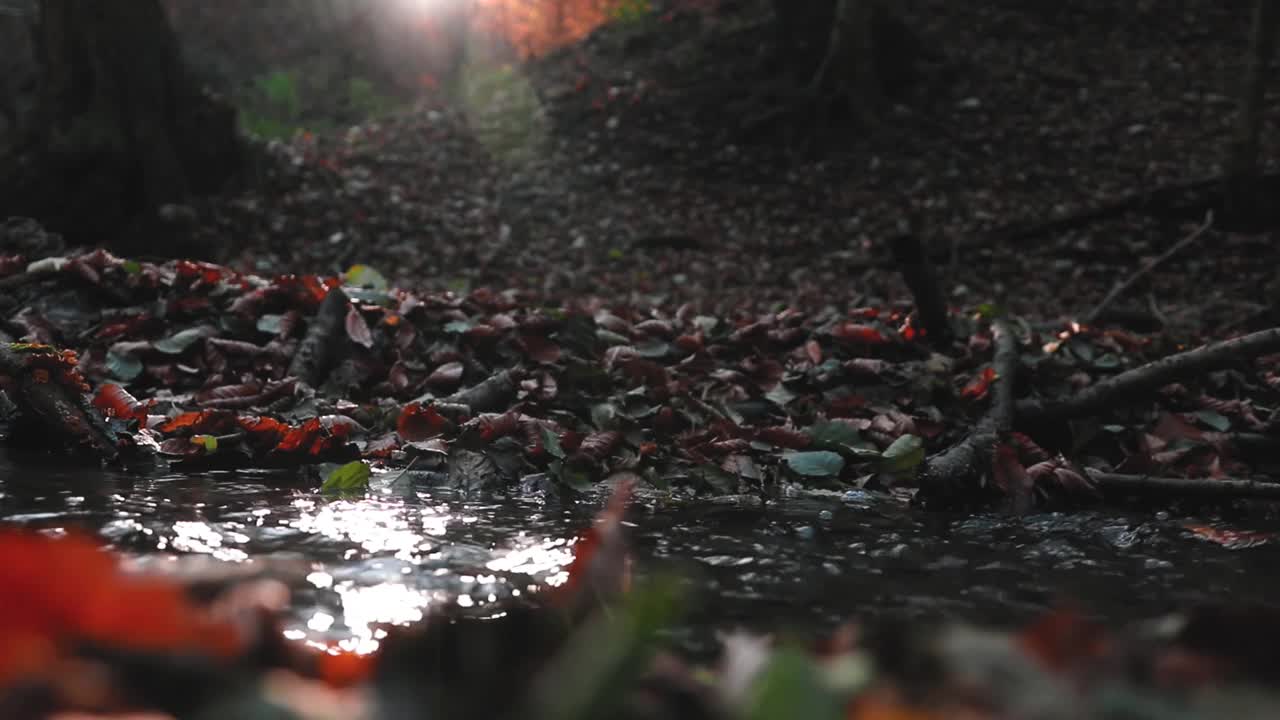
left=3, top=458, right=1278, bottom=657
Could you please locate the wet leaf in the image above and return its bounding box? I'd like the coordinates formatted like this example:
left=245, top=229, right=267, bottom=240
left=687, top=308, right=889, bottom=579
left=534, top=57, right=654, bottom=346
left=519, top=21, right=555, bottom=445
left=426, top=361, right=465, bottom=389
left=190, top=434, right=218, bottom=453
left=256, top=314, right=284, bottom=335
left=1192, top=410, right=1231, bottom=432
left=397, top=403, right=451, bottom=442
left=784, top=451, right=845, bottom=478
left=322, top=460, right=371, bottom=494
left=880, top=435, right=924, bottom=474
left=345, top=306, right=374, bottom=348
left=540, top=424, right=566, bottom=459
left=153, top=326, right=215, bottom=355
left=806, top=421, right=861, bottom=448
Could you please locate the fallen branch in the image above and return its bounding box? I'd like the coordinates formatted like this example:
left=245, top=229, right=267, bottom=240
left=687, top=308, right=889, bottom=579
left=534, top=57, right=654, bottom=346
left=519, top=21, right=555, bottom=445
left=1017, top=327, right=1280, bottom=423
left=918, top=318, right=1017, bottom=493
left=1087, top=469, right=1280, bottom=500
left=972, top=172, right=1280, bottom=251
left=1085, top=211, right=1214, bottom=326
left=889, top=232, right=953, bottom=348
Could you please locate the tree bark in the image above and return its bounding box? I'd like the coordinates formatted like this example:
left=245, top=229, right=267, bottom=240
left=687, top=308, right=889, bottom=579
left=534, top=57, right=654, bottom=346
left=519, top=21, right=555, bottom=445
left=3, top=0, right=242, bottom=254
left=1225, top=0, right=1280, bottom=216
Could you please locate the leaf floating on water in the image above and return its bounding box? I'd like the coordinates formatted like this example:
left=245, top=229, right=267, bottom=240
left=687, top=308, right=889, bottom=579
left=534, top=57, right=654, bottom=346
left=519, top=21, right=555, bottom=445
left=1186, top=524, right=1274, bottom=550
left=322, top=460, right=371, bottom=494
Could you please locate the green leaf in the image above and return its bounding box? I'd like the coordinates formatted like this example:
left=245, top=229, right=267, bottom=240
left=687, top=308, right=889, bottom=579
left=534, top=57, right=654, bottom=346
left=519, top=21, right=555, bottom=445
left=1192, top=410, right=1232, bottom=432
left=121, top=260, right=142, bottom=275
left=106, top=351, right=143, bottom=382
left=765, top=384, right=798, bottom=407
left=975, top=302, right=1005, bottom=319
left=783, top=451, right=845, bottom=478
left=191, top=434, right=218, bottom=453
left=550, top=460, right=594, bottom=492
left=1093, top=353, right=1122, bottom=369
left=540, top=425, right=566, bottom=459
left=744, top=648, right=843, bottom=720
left=880, top=434, right=925, bottom=474
left=528, top=576, right=684, bottom=720
left=595, top=329, right=631, bottom=346
left=345, top=264, right=389, bottom=290
left=444, top=320, right=473, bottom=334
left=322, top=460, right=371, bottom=494
left=153, top=327, right=214, bottom=355
left=806, top=421, right=861, bottom=448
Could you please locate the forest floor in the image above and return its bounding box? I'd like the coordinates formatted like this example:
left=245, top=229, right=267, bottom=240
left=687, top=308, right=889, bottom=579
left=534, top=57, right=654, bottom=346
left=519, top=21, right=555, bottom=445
left=4, top=0, right=1280, bottom=718
left=198, top=0, right=1278, bottom=332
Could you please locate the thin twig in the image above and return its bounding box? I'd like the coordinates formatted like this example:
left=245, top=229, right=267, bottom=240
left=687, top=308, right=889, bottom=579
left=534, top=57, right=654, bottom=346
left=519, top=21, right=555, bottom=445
left=1017, top=326, right=1280, bottom=423
left=1088, top=469, right=1280, bottom=500
left=1086, top=211, right=1214, bottom=326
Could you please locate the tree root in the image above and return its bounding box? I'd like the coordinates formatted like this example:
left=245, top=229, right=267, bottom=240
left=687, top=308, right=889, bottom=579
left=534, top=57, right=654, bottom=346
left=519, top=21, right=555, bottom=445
left=1088, top=470, right=1280, bottom=500
left=287, top=287, right=350, bottom=388
left=1016, top=327, right=1280, bottom=423
left=917, top=319, right=1017, bottom=495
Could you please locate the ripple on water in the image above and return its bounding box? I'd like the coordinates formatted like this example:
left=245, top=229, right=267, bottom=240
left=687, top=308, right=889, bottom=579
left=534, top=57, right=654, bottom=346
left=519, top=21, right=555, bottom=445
left=4, top=461, right=1280, bottom=649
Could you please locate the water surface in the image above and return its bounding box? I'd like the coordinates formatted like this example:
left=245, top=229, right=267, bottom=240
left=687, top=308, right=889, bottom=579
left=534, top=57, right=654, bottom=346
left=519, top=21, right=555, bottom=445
left=3, top=459, right=1278, bottom=656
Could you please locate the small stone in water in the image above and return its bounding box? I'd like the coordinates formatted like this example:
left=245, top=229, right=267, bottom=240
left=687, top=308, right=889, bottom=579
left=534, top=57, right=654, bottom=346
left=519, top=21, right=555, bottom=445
left=1155, top=511, right=1170, bottom=521
left=818, top=510, right=834, bottom=522
left=795, top=525, right=816, bottom=540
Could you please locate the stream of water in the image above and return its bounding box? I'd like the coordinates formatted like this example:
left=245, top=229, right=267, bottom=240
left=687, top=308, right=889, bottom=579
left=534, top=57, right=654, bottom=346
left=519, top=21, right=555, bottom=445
left=3, top=458, right=1278, bottom=657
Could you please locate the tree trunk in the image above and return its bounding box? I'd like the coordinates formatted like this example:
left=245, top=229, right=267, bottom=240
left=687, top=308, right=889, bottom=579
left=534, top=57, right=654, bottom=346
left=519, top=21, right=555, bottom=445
left=1225, top=0, right=1279, bottom=218
left=764, top=0, right=918, bottom=133
left=3, top=0, right=241, bottom=255
left=808, top=0, right=881, bottom=120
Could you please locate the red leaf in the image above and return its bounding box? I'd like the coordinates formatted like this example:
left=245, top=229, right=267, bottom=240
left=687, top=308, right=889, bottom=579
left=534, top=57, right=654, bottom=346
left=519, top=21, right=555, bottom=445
left=1186, top=524, right=1274, bottom=550
left=345, top=306, right=374, bottom=348
left=554, top=477, right=634, bottom=609
left=961, top=367, right=997, bottom=400
left=832, top=322, right=886, bottom=344
left=573, top=430, right=623, bottom=464
left=195, top=383, right=262, bottom=405
left=158, top=410, right=237, bottom=435
left=397, top=403, right=450, bottom=442
left=1018, top=608, right=1109, bottom=672
left=92, top=383, right=151, bottom=424
left=0, top=530, right=240, bottom=686
left=478, top=411, right=521, bottom=442
left=755, top=426, right=812, bottom=449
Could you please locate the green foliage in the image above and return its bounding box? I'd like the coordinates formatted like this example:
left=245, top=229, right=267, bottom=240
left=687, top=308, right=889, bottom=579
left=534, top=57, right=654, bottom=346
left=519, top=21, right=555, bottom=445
left=237, top=68, right=401, bottom=140
left=458, top=62, right=548, bottom=166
